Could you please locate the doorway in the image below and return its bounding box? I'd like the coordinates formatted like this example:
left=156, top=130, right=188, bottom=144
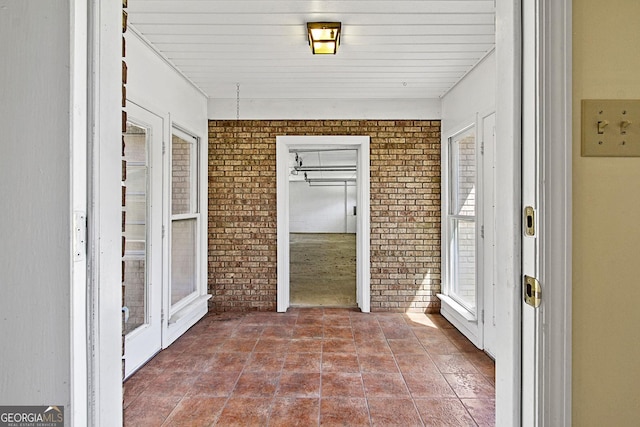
left=276, top=136, right=370, bottom=312
left=288, top=148, right=358, bottom=307
left=84, top=0, right=573, bottom=424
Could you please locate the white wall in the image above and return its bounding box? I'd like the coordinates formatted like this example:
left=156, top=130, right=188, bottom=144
left=209, top=98, right=441, bottom=120
left=441, top=50, right=496, bottom=136
left=290, top=181, right=356, bottom=233
left=126, top=29, right=208, bottom=135
left=0, top=0, right=71, bottom=410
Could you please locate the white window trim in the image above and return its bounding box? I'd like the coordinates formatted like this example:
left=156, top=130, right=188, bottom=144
left=440, top=121, right=482, bottom=328
left=163, top=123, right=210, bottom=346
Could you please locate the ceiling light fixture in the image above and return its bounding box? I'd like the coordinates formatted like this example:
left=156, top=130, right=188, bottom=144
left=307, top=22, right=341, bottom=55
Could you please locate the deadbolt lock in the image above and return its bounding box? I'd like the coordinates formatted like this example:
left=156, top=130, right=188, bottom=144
left=524, top=275, right=542, bottom=308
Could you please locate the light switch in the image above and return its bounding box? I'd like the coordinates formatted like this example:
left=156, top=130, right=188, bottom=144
left=581, top=99, right=640, bottom=157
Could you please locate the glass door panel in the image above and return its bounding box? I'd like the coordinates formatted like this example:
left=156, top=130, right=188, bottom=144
left=123, top=105, right=164, bottom=378
left=123, top=123, right=148, bottom=334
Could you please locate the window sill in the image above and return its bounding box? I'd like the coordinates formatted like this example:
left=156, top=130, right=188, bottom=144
left=163, top=294, right=211, bottom=348
left=437, top=293, right=477, bottom=322
left=437, top=293, right=481, bottom=349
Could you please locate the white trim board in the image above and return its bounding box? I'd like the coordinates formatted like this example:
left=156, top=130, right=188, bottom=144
left=70, top=0, right=89, bottom=423
left=493, top=0, right=522, bottom=424
left=87, top=0, right=124, bottom=425
left=539, top=0, right=572, bottom=424
left=209, top=98, right=442, bottom=120
left=276, top=136, right=370, bottom=313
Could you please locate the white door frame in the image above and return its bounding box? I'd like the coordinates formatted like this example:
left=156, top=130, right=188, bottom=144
left=495, top=0, right=572, bottom=425
left=85, top=0, right=124, bottom=425
left=494, top=2, right=524, bottom=423
left=538, top=0, right=572, bottom=424
left=521, top=0, right=540, bottom=423
left=80, top=0, right=571, bottom=424
left=480, top=111, right=497, bottom=358
left=276, top=136, right=370, bottom=313
left=70, top=0, right=89, bottom=423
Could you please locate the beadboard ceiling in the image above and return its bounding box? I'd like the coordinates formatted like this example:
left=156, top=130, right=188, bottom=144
left=127, top=0, right=495, bottom=100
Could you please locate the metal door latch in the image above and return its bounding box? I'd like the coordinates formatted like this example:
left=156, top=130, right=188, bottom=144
left=523, top=275, right=542, bottom=308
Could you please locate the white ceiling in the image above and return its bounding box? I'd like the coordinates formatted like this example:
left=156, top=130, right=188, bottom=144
left=127, top=0, right=495, bottom=100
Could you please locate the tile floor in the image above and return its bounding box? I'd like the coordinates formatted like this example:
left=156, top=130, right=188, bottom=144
left=124, top=308, right=495, bottom=426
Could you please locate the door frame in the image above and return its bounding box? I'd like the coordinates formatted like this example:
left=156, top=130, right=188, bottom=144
left=85, top=0, right=124, bottom=425
left=80, top=0, right=572, bottom=424
left=537, top=0, right=572, bottom=424
left=495, top=0, right=572, bottom=425
left=70, top=0, right=89, bottom=422
left=480, top=110, right=497, bottom=358
left=276, top=136, right=370, bottom=312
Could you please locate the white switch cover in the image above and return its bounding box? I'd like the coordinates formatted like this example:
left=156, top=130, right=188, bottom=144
left=582, top=99, right=640, bottom=157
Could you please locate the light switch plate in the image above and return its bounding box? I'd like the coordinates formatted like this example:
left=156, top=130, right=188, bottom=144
left=581, top=99, right=640, bottom=157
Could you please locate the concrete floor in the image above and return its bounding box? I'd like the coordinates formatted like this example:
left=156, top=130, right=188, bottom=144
left=289, top=233, right=356, bottom=307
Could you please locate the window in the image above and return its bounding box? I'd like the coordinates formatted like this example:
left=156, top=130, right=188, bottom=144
left=446, top=126, right=477, bottom=313
left=170, top=127, right=200, bottom=311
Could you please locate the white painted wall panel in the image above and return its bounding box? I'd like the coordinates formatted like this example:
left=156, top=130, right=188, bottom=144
left=208, top=98, right=441, bottom=120
left=290, top=181, right=356, bottom=233
left=441, top=50, right=496, bottom=136
left=126, top=30, right=208, bottom=137
left=0, top=0, right=71, bottom=409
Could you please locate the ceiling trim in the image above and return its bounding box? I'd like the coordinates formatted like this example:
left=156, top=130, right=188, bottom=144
left=207, top=98, right=442, bottom=120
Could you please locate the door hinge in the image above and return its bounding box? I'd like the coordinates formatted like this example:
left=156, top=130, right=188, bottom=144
left=73, top=211, right=87, bottom=262
left=162, top=140, right=166, bottom=155
left=481, top=309, right=485, bottom=323
left=480, top=141, right=484, bottom=155
left=162, top=225, right=165, bottom=238
left=523, top=275, right=542, bottom=308
left=524, top=206, right=536, bottom=237
left=480, top=225, right=484, bottom=238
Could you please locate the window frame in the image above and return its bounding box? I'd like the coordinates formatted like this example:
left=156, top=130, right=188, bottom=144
left=441, top=122, right=480, bottom=319
left=168, top=126, right=201, bottom=315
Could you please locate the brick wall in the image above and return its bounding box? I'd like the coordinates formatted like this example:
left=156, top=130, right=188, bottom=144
left=208, top=120, right=441, bottom=313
